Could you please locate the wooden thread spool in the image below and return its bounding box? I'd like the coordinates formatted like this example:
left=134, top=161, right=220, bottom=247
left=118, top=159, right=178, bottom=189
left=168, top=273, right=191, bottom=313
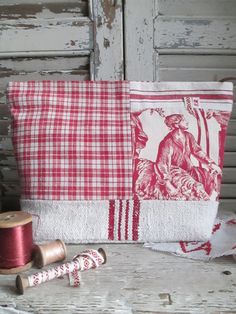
left=34, top=240, right=67, bottom=268
left=0, top=211, right=33, bottom=274
left=16, top=248, right=106, bottom=294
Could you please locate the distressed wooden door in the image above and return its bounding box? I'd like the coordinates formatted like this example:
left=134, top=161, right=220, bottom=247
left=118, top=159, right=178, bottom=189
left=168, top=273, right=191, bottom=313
left=124, top=0, right=236, bottom=212
left=0, top=0, right=124, bottom=210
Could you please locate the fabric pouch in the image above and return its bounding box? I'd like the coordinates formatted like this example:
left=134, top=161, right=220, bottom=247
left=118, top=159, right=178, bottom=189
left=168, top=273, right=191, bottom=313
left=7, top=81, right=233, bottom=243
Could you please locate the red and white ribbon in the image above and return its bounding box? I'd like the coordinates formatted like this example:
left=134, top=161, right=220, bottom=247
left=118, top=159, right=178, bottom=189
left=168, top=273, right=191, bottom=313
left=28, top=249, right=104, bottom=288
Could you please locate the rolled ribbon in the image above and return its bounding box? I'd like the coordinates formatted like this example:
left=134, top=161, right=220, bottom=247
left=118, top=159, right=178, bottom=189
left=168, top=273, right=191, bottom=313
left=16, top=248, right=106, bottom=294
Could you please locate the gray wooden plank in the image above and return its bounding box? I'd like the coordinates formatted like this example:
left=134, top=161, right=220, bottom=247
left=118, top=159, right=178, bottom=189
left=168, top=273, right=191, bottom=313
left=0, top=153, right=16, bottom=167
left=0, top=244, right=236, bottom=313
left=222, top=168, right=236, bottom=183
left=224, top=152, right=236, bottom=167
left=0, top=56, right=90, bottom=108
left=219, top=199, right=236, bottom=212
left=0, top=136, right=13, bottom=150
left=0, top=17, right=93, bottom=55
left=157, top=0, right=236, bottom=17
left=91, top=0, right=124, bottom=80
left=0, top=182, right=20, bottom=196
left=0, top=104, right=10, bottom=120
left=0, top=0, right=88, bottom=20
left=220, top=184, right=236, bottom=198
left=124, top=0, right=156, bottom=80
left=158, top=55, right=236, bottom=83
left=227, top=119, right=236, bottom=135
left=159, top=67, right=236, bottom=85
left=154, top=17, right=236, bottom=50
left=0, top=168, right=19, bottom=181
left=159, top=55, right=236, bottom=68
left=225, top=136, right=236, bottom=151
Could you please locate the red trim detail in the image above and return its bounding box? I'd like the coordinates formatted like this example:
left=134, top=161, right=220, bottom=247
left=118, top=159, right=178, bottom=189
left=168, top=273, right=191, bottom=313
left=108, top=200, right=115, bottom=240
left=132, top=198, right=140, bottom=241
left=130, top=89, right=233, bottom=93
left=125, top=200, right=129, bottom=240
left=130, top=94, right=233, bottom=101
left=194, top=109, right=201, bottom=145
left=118, top=200, right=123, bottom=241
left=180, top=241, right=212, bottom=255
left=200, top=109, right=210, bottom=156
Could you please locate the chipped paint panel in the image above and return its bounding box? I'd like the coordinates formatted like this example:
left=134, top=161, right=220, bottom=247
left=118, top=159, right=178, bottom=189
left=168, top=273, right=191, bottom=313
left=92, top=0, right=124, bottom=80
left=124, top=0, right=156, bottom=80
left=0, top=56, right=90, bottom=110
left=159, top=55, right=236, bottom=69
left=0, top=17, right=93, bottom=54
left=0, top=1, right=88, bottom=20
left=100, top=0, right=117, bottom=30
left=154, top=17, right=236, bottom=50
left=158, top=0, right=236, bottom=17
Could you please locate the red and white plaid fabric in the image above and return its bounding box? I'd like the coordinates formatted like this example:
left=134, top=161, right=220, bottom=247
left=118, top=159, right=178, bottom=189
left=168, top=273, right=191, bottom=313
left=8, top=81, right=132, bottom=200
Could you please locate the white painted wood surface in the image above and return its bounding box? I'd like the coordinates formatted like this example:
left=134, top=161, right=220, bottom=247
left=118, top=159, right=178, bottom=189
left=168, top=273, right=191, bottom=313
left=91, top=0, right=124, bottom=80
left=0, top=1, right=92, bottom=55
left=0, top=244, right=235, bottom=313
left=124, top=0, right=157, bottom=81
left=154, top=18, right=236, bottom=51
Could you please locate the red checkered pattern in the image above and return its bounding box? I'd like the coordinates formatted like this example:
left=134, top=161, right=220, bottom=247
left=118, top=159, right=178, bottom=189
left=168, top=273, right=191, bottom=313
left=8, top=81, right=132, bottom=200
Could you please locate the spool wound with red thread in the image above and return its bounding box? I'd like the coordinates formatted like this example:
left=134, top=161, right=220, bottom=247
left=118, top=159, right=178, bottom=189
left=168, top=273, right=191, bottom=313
left=0, top=211, right=34, bottom=274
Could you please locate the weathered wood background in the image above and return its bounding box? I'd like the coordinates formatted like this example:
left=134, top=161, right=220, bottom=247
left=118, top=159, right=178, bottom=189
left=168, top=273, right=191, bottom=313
left=0, top=0, right=236, bottom=212
left=0, top=0, right=124, bottom=210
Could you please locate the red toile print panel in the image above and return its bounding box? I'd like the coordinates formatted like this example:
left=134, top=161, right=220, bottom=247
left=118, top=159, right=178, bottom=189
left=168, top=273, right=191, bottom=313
left=131, top=82, right=233, bottom=202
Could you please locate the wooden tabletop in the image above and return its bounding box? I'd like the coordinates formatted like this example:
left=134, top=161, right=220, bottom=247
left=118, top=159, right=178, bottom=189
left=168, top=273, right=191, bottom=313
left=0, top=244, right=235, bottom=313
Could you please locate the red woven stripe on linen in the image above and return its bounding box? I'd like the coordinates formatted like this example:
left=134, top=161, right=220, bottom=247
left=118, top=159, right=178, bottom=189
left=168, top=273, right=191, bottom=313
left=8, top=81, right=132, bottom=200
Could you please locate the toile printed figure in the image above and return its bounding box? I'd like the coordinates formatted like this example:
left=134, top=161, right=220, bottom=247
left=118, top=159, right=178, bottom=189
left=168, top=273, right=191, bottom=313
left=155, top=114, right=221, bottom=199
left=132, top=112, right=222, bottom=201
